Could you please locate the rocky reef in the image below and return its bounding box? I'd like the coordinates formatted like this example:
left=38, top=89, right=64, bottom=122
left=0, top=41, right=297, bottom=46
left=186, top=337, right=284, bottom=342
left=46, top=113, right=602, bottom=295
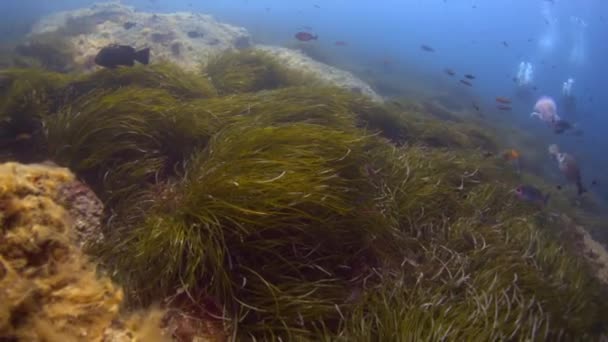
left=19, top=2, right=379, bottom=100
left=0, top=2, right=608, bottom=341
left=0, top=162, right=154, bottom=340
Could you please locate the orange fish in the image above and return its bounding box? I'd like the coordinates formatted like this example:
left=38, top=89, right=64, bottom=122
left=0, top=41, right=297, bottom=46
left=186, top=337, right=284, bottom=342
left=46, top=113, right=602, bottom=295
left=502, top=149, right=520, bottom=161
left=495, top=97, right=511, bottom=104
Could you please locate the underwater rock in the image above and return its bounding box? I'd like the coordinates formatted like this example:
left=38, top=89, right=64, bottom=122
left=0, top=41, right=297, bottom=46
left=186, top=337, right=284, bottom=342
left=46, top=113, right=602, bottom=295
left=30, top=2, right=251, bottom=72
left=0, top=162, right=121, bottom=340
left=56, top=179, right=105, bottom=248
left=257, top=45, right=382, bottom=102
left=28, top=2, right=380, bottom=100
left=0, top=161, right=223, bottom=341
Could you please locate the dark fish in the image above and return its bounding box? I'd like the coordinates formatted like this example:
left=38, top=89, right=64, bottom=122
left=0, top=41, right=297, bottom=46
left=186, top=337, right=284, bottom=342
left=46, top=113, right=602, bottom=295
left=495, top=97, right=511, bottom=104
left=472, top=102, right=480, bottom=111
left=464, top=74, right=475, bottom=80
left=444, top=68, right=455, bottom=76
left=497, top=105, right=512, bottom=111
left=187, top=31, right=204, bottom=38
left=515, top=185, right=550, bottom=206
left=94, top=45, right=150, bottom=68
left=335, top=41, right=348, bottom=46
left=552, top=120, right=573, bottom=134
left=459, top=80, right=472, bottom=86
left=295, top=32, right=318, bottom=41
left=591, top=180, right=598, bottom=186
left=420, top=44, right=435, bottom=52
left=314, top=4, right=320, bottom=8
left=556, top=152, right=586, bottom=195
left=502, top=41, right=509, bottom=47
left=123, top=22, right=136, bottom=30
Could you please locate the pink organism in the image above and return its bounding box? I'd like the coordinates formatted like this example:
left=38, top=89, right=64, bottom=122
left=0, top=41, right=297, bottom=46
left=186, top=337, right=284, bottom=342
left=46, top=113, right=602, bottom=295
left=531, top=96, right=561, bottom=124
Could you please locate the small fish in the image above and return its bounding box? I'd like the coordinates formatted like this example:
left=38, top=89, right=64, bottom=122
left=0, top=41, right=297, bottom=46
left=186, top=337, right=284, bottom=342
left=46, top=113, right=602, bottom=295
left=444, top=68, right=455, bottom=76
left=420, top=44, right=435, bottom=52
left=314, top=4, right=320, bottom=8
left=123, top=22, right=136, bottom=30
left=552, top=119, right=573, bottom=134
left=15, top=133, right=32, bottom=141
left=495, top=97, right=511, bottom=104
left=556, top=185, right=562, bottom=190
left=497, top=105, right=512, bottom=111
left=464, top=74, right=475, bottom=80
left=555, top=152, right=586, bottom=195
left=591, top=180, right=598, bottom=186
left=472, top=102, right=480, bottom=111
left=502, top=149, right=520, bottom=161
left=335, top=41, right=348, bottom=46
left=459, top=80, right=472, bottom=87
left=295, top=32, right=318, bottom=41
left=187, top=31, right=204, bottom=38
left=515, top=185, right=550, bottom=206
left=502, top=41, right=509, bottom=47
left=94, top=44, right=150, bottom=68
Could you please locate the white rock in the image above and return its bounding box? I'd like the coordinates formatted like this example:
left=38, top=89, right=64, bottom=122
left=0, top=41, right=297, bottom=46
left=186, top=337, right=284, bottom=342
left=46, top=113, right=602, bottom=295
left=30, top=2, right=381, bottom=101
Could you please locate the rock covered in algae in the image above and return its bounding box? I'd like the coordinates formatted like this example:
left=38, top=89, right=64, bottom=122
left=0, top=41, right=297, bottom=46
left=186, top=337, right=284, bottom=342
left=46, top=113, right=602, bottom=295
left=256, top=45, right=382, bottom=102
left=26, top=2, right=381, bottom=101
left=0, top=162, right=205, bottom=341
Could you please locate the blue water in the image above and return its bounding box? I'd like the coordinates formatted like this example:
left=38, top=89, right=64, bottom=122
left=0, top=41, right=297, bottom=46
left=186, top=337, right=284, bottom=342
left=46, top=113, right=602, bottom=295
left=1, top=0, right=607, bottom=200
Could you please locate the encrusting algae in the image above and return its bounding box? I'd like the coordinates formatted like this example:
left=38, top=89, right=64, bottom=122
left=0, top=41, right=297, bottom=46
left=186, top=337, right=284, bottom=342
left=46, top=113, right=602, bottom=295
left=0, top=47, right=607, bottom=340
left=0, top=162, right=174, bottom=341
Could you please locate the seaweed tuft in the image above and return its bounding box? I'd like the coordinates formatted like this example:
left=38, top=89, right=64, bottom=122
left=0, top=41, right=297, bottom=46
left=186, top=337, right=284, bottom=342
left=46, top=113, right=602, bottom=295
left=204, top=49, right=318, bottom=95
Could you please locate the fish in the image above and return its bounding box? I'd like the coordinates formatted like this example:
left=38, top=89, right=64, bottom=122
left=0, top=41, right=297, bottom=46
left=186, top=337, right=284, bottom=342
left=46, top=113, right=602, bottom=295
left=472, top=102, right=480, bottom=111
left=515, top=185, right=550, bottom=206
left=295, top=32, right=318, bottom=41
left=444, top=68, right=455, bottom=76
left=123, top=22, right=136, bottom=30
left=554, top=151, right=586, bottom=195
left=502, top=41, right=509, bottom=47
left=187, top=31, right=204, bottom=38
left=497, top=105, right=512, bottom=111
left=420, top=44, right=435, bottom=52
left=314, top=4, right=320, bottom=8
left=94, top=45, right=150, bottom=68
left=459, top=80, right=472, bottom=87
left=495, top=97, right=511, bottom=104
left=502, top=149, right=520, bottom=161
left=335, top=41, right=348, bottom=46
left=552, top=119, right=574, bottom=134
left=464, top=74, right=475, bottom=80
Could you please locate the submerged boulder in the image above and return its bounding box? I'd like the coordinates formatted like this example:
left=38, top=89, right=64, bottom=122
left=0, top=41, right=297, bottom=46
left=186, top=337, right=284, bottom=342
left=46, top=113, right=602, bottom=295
left=26, top=2, right=382, bottom=101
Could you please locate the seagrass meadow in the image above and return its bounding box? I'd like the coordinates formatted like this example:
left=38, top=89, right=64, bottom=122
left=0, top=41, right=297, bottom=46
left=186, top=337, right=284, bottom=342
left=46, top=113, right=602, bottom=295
left=1, top=49, right=607, bottom=341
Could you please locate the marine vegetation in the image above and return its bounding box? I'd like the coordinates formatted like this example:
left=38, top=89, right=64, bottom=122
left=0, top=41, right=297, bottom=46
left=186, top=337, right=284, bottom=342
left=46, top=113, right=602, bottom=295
left=0, top=51, right=606, bottom=340
left=204, top=49, right=319, bottom=95
left=0, top=162, right=166, bottom=341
